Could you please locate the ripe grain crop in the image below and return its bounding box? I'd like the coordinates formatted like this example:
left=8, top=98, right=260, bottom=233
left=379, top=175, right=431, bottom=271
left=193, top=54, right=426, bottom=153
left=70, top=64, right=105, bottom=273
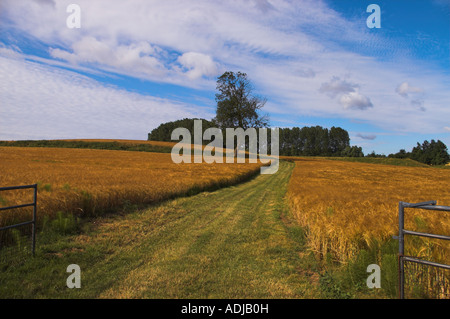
left=0, top=146, right=263, bottom=229
left=288, top=158, right=450, bottom=265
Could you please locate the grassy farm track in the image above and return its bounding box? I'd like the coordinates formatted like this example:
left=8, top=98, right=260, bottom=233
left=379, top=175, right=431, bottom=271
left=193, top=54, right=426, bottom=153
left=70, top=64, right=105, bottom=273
left=0, top=161, right=318, bottom=298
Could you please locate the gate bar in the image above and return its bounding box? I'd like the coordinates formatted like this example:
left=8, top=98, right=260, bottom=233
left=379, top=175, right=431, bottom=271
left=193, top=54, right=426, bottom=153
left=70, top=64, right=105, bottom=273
left=403, top=256, right=450, bottom=270
left=398, top=200, right=450, bottom=299
left=0, top=203, right=35, bottom=211
left=403, top=229, right=450, bottom=241
left=0, top=184, right=37, bottom=256
left=0, top=220, right=34, bottom=231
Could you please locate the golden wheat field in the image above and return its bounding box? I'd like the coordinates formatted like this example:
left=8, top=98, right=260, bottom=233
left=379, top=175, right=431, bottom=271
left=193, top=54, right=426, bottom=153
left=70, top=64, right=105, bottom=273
left=0, top=146, right=263, bottom=228
left=288, top=158, right=450, bottom=265
left=61, top=139, right=236, bottom=155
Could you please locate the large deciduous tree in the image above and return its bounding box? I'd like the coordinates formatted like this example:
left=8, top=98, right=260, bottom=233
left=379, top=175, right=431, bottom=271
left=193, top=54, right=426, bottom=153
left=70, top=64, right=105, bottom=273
left=214, top=71, right=268, bottom=130
left=213, top=71, right=269, bottom=156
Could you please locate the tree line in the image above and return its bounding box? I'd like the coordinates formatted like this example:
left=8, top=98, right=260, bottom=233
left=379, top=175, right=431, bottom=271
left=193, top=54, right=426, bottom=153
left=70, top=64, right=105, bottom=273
left=387, top=139, right=450, bottom=165
left=148, top=119, right=449, bottom=165
left=148, top=118, right=362, bottom=157
left=148, top=71, right=449, bottom=165
left=278, top=126, right=364, bottom=157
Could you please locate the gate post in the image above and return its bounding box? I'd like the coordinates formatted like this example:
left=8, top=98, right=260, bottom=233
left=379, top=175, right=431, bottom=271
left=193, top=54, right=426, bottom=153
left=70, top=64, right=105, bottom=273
left=398, top=201, right=405, bottom=299
left=32, top=184, right=37, bottom=256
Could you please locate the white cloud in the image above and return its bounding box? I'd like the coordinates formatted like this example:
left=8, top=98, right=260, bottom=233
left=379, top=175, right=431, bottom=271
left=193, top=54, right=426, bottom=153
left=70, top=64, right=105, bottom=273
left=339, top=91, right=373, bottom=110
left=396, top=82, right=423, bottom=98
left=0, top=52, right=209, bottom=140
left=50, top=37, right=168, bottom=79
left=319, top=76, right=373, bottom=110
left=177, top=52, right=219, bottom=80
left=1, top=0, right=450, bottom=139
left=319, top=76, right=359, bottom=98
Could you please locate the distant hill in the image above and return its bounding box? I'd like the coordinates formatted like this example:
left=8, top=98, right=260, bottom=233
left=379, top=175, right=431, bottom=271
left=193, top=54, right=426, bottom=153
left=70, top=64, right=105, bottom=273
left=0, top=139, right=175, bottom=153
left=281, top=155, right=431, bottom=168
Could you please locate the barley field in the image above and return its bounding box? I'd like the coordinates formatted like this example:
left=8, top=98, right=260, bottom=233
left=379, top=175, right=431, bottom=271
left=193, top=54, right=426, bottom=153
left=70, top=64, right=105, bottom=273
left=288, top=158, right=450, bottom=265
left=0, top=146, right=263, bottom=229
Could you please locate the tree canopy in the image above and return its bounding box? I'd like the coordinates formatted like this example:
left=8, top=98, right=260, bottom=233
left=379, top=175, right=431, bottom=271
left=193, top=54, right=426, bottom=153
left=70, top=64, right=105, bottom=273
left=410, top=139, right=450, bottom=165
left=148, top=118, right=215, bottom=143
left=214, top=71, right=268, bottom=130
left=278, top=126, right=352, bottom=156
left=388, top=139, right=450, bottom=165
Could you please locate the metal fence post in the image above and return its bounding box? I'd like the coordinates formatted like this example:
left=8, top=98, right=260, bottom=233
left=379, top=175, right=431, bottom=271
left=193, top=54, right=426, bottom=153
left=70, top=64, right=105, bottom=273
left=32, top=184, right=37, bottom=256
left=397, top=200, right=450, bottom=299
left=398, top=201, right=405, bottom=299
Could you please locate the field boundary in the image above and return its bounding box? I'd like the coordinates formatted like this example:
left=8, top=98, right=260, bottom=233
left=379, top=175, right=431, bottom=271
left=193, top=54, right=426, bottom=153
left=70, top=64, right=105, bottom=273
left=0, top=140, right=174, bottom=153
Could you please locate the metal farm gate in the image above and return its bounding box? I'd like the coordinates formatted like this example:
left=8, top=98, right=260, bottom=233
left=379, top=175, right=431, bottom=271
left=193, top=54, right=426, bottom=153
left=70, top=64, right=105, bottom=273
left=397, top=201, right=450, bottom=299
left=0, top=184, right=37, bottom=261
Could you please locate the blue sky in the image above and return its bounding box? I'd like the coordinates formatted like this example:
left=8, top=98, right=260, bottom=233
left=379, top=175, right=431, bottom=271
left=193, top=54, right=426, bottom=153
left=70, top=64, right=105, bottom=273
left=0, top=0, right=449, bottom=155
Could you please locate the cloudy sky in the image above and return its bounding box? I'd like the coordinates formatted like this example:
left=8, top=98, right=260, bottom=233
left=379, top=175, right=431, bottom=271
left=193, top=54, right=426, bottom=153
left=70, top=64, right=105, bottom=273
left=1, top=0, right=449, bottom=155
